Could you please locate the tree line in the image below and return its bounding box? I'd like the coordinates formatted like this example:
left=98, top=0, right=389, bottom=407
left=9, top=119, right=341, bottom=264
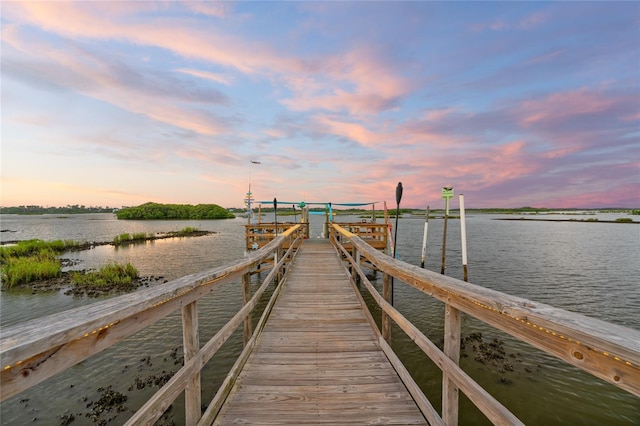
left=115, top=202, right=235, bottom=220
left=0, top=205, right=115, bottom=215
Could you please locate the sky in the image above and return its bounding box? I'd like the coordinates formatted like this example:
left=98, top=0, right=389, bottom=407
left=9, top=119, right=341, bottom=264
left=1, top=1, right=639, bottom=210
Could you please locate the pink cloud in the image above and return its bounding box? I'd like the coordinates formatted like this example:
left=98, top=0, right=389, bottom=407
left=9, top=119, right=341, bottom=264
left=175, top=68, right=231, bottom=85
left=525, top=49, right=567, bottom=65
left=7, top=2, right=411, bottom=119
left=4, top=24, right=231, bottom=136
left=472, top=11, right=548, bottom=32
left=312, top=115, right=384, bottom=147
left=423, top=108, right=456, bottom=122
left=621, top=112, right=640, bottom=122
left=281, top=47, right=412, bottom=116
left=186, top=1, right=231, bottom=19
left=517, top=89, right=616, bottom=126
left=518, top=12, right=548, bottom=29
left=5, top=2, right=309, bottom=75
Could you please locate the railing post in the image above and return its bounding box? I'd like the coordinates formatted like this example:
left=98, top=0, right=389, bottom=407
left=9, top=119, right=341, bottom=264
left=242, top=272, right=252, bottom=346
left=443, top=304, right=461, bottom=426
left=382, top=273, right=392, bottom=342
left=182, top=301, right=201, bottom=426
left=274, top=249, right=281, bottom=283
left=352, top=248, right=360, bottom=284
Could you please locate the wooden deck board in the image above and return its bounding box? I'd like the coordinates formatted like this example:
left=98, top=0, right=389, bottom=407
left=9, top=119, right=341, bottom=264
left=213, top=239, right=427, bottom=425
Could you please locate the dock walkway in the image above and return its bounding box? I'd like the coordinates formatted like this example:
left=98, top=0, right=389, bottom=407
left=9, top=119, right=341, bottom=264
left=214, top=239, right=427, bottom=425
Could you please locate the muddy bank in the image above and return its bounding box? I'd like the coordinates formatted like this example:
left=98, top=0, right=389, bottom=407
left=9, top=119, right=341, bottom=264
left=18, top=349, right=183, bottom=425
left=17, top=271, right=167, bottom=297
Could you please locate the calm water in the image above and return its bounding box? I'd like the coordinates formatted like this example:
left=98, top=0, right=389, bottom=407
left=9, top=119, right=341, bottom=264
left=1, top=212, right=638, bottom=425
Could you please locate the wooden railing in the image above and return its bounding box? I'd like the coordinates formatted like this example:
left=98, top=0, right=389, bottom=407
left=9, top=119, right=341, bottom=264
left=245, top=222, right=309, bottom=250
left=330, top=223, right=640, bottom=425
left=0, top=225, right=306, bottom=425
left=333, top=222, right=388, bottom=252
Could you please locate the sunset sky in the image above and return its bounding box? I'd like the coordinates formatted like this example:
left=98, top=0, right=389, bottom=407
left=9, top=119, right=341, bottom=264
left=1, top=1, right=638, bottom=209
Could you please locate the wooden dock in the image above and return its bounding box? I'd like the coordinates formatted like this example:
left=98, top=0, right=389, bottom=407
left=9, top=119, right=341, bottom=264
left=214, top=239, right=427, bottom=425
left=3, top=223, right=638, bottom=425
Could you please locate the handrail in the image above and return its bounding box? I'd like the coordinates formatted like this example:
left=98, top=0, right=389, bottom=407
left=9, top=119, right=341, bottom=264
left=0, top=224, right=305, bottom=425
left=330, top=223, right=640, bottom=424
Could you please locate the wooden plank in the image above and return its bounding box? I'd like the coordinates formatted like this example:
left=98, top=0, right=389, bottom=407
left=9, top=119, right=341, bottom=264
left=212, top=239, right=427, bottom=425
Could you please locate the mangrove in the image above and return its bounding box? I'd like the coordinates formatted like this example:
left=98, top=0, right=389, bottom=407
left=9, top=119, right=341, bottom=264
left=116, top=202, right=234, bottom=220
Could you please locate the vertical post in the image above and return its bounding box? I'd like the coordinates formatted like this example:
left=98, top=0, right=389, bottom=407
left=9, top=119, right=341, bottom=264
left=460, top=194, right=468, bottom=282
left=242, top=272, right=252, bottom=346
left=273, top=198, right=278, bottom=236
left=274, top=249, right=281, bottom=283
left=443, top=303, right=461, bottom=426
left=351, top=247, right=358, bottom=282
left=323, top=209, right=329, bottom=238
left=421, top=206, right=430, bottom=268
left=440, top=200, right=448, bottom=274
left=182, top=302, right=201, bottom=426
left=382, top=273, right=392, bottom=342
left=391, top=182, right=403, bottom=306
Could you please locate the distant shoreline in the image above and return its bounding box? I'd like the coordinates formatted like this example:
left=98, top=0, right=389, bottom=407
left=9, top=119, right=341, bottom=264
left=494, top=218, right=638, bottom=224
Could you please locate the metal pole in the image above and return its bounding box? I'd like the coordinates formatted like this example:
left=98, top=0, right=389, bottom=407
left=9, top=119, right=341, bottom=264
left=392, top=182, right=403, bottom=306
left=273, top=198, right=278, bottom=236
left=460, top=194, right=468, bottom=282
left=421, top=206, right=430, bottom=268
left=441, top=197, right=449, bottom=275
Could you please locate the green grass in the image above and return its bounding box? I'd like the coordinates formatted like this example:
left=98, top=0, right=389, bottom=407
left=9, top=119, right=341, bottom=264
left=0, top=240, right=80, bottom=288
left=71, top=263, right=138, bottom=287
left=1, top=256, right=61, bottom=288
left=615, top=218, right=633, bottom=223
left=176, top=226, right=200, bottom=236
left=0, top=239, right=79, bottom=261
left=113, top=232, right=154, bottom=245
left=0, top=239, right=141, bottom=291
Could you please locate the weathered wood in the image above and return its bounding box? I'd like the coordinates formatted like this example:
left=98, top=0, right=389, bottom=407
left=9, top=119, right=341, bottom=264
left=213, top=240, right=427, bottom=425
left=442, top=304, right=461, bottom=426
left=242, top=272, right=252, bottom=346
left=199, top=251, right=291, bottom=425
left=332, top=224, right=640, bottom=397
left=182, top=302, right=201, bottom=426
left=336, top=238, right=522, bottom=425
left=128, top=231, right=301, bottom=425
left=382, top=272, right=392, bottom=342
left=0, top=226, right=301, bottom=404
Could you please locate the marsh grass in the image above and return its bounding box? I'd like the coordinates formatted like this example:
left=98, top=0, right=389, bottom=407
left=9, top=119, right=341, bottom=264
left=177, top=226, right=200, bottom=236
left=71, top=263, right=138, bottom=288
left=615, top=218, right=633, bottom=223
left=113, top=232, right=154, bottom=245
left=1, top=256, right=61, bottom=287
left=0, top=239, right=79, bottom=261
left=0, top=240, right=81, bottom=288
